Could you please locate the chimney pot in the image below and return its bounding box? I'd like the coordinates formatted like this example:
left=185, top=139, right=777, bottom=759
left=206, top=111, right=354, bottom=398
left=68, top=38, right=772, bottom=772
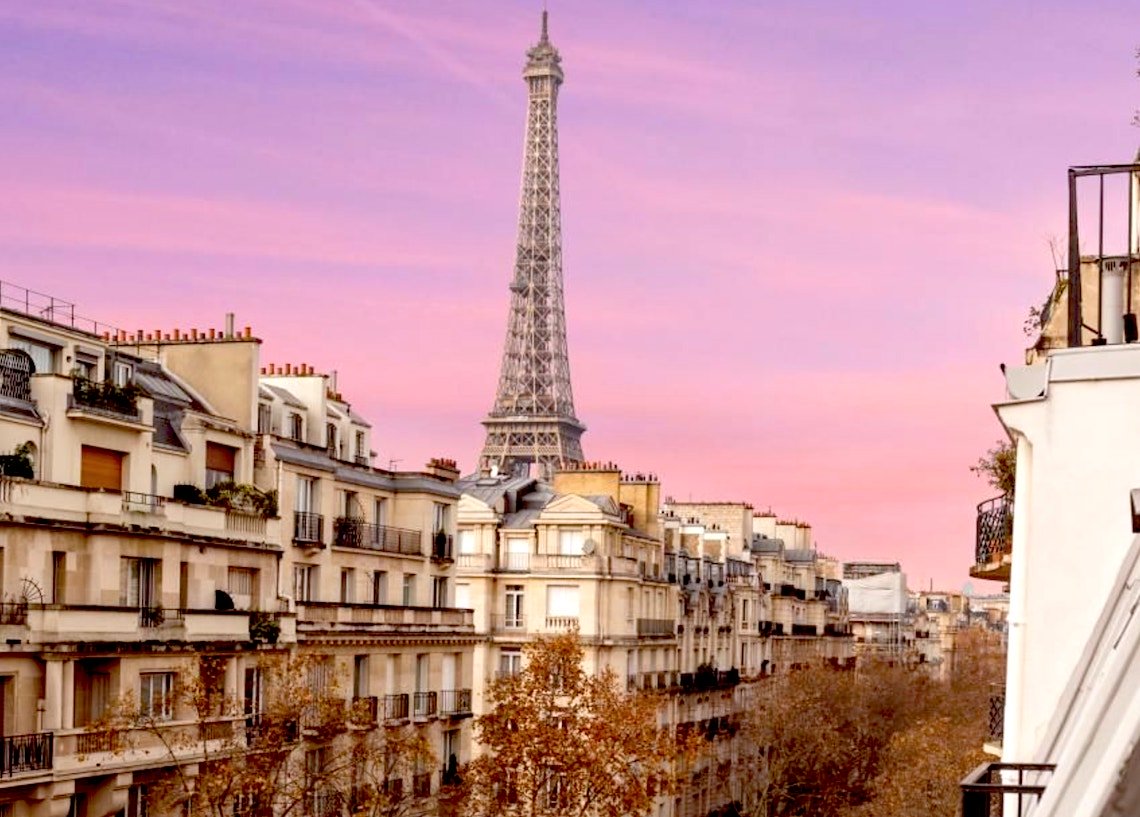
left=208, top=328, right=216, bottom=340
left=285, top=363, right=293, bottom=375
left=244, top=326, right=252, bottom=339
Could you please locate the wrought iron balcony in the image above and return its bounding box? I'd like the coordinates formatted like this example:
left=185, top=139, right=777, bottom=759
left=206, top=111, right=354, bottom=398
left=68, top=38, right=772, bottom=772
left=382, top=693, right=409, bottom=722
left=636, top=618, right=676, bottom=637
left=0, top=731, right=53, bottom=776
left=974, top=495, right=1013, bottom=580
left=960, top=762, right=1053, bottom=817
left=70, top=377, right=140, bottom=420
left=988, top=685, right=1004, bottom=746
left=439, top=689, right=472, bottom=717
left=0, top=602, right=27, bottom=626
left=122, top=491, right=165, bottom=514
left=294, top=511, right=324, bottom=545
left=431, top=531, right=453, bottom=562
left=350, top=695, right=378, bottom=727
left=412, top=691, right=437, bottom=719
left=332, top=517, right=420, bottom=555
left=412, top=771, right=432, bottom=799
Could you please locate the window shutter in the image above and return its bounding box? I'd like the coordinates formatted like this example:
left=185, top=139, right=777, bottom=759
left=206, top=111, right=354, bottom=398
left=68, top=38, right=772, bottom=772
left=81, top=446, right=124, bottom=491
left=454, top=583, right=471, bottom=610
left=205, top=443, right=236, bottom=473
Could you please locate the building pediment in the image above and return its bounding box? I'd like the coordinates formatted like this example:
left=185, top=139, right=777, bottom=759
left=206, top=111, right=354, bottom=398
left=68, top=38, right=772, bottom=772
left=540, top=492, right=619, bottom=522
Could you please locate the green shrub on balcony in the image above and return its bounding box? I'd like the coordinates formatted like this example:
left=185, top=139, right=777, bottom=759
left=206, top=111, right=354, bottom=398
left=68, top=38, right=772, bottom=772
left=0, top=442, right=34, bottom=479
left=174, top=481, right=278, bottom=518
left=72, top=377, right=141, bottom=416
left=249, top=611, right=280, bottom=644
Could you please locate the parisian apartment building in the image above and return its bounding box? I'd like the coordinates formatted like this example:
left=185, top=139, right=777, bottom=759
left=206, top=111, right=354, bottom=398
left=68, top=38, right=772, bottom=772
left=0, top=286, right=475, bottom=817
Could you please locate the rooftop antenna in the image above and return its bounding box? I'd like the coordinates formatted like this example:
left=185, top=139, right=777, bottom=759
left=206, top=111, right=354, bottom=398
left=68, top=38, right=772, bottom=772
left=388, top=458, right=402, bottom=471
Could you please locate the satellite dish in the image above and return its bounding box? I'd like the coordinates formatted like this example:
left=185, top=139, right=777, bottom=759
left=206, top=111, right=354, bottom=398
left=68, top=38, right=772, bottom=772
left=582, top=539, right=597, bottom=556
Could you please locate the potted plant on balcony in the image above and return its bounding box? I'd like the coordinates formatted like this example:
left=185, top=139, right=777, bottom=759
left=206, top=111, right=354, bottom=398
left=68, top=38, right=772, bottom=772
left=0, top=442, right=34, bottom=479
left=249, top=610, right=280, bottom=644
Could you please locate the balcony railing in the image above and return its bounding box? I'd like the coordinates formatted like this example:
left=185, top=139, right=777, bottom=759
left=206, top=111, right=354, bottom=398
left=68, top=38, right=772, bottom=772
left=382, top=694, right=409, bottom=722
left=122, top=491, right=165, bottom=514
left=70, top=377, right=140, bottom=420
left=491, top=614, right=527, bottom=633
left=431, top=532, right=453, bottom=562
left=0, top=602, right=27, bottom=626
left=545, top=616, right=579, bottom=632
left=75, top=730, right=122, bottom=755
left=294, top=511, right=324, bottom=545
left=350, top=696, right=378, bottom=727
left=975, top=495, right=1013, bottom=569
left=412, top=691, right=437, bottom=719
left=988, top=685, right=1004, bottom=745
left=332, top=517, right=421, bottom=555
left=500, top=552, right=530, bottom=572
left=412, top=771, right=432, bottom=798
left=0, top=732, right=53, bottom=776
left=439, top=689, right=472, bottom=716
left=791, top=623, right=818, bottom=636
left=960, top=762, right=1054, bottom=817
left=637, top=618, right=676, bottom=637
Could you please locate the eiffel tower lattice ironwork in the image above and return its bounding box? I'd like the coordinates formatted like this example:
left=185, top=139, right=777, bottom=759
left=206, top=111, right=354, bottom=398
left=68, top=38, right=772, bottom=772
left=480, top=12, right=585, bottom=479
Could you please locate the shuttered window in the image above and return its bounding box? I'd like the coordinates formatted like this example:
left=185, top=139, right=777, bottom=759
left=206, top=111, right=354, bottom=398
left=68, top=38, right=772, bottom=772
left=80, top=445, right=124, bottom=491
left=205, top=442, right=236, bottom=488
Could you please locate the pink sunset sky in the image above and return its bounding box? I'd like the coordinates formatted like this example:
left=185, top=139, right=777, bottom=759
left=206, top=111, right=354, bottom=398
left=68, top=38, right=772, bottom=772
left=1, top=1, right=1137, bottom=589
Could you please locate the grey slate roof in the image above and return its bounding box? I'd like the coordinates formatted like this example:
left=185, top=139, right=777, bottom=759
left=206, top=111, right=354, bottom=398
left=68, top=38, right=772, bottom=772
left=263, top=384, right=306, bottom=409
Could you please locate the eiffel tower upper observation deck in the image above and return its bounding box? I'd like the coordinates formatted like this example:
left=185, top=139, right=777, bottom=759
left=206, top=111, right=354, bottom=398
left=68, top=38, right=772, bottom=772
left=479, top=12, right=585, bottom=479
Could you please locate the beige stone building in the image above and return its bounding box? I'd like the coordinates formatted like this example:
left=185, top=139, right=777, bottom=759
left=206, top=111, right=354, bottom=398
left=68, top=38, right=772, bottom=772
left=457, top=475, right=854, bottom=817
left=0, top=284, right=474, bottom=817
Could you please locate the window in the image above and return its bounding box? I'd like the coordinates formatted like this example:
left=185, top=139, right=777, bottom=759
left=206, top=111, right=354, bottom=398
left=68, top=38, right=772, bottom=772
left=499, top=649, right=522, bottom=677
left=558, top=529, right=585, bottom=556
left=354, top=431, right=366, bottom=462
left=458, top=530, right=476, bottom=555
left=289, top=413, right=304, bottom=442
left=205, top=442, right=237, bottom=489
left=505, top=585, right=524, bottom=629
left=111, top=360, right=133, bottom=387
left=454, top=582, right=471, bottom=610
left=126, top=784, right=149, bottom=817
left=228, top=567, right=257, bottom=610
left=341, top=490, right=360, bottom=519
left=244, top=667, right=263, bottom=718
left=374, top=498, right=388, bottom=527
left=433, top=502, right=448, bottom=534
left=432, top=577, right=448, bottom=608
left=372, top=571, right=387, bottom=605
left=296, top=476, right=317, bottom=513
left=74, top=353, right=98, bottom=381
left=294, top=564, right=316, bottom=602
left=326, top=423, right=338, bottom=458
left=546, top=585, right=580, bottom=619
left=80, top=445, right=125, bottom=491
left=340, top=568, right=355, bottom=604
left=626, top=587, right=635, bottom=622
left=353, top=656, right=369, bottom=698
left=10, top=337, right=56, bottom=374
left=121, top=557, right=159, bottom=608
left=139, top=672, right=174, bottom=721
left=402, top=574, right=415, bottom=606
left=257, top=403, right=272, bottom=434
left=415, top=654, right=428, bottom=693
left=51, top=551, right=66, bottom=605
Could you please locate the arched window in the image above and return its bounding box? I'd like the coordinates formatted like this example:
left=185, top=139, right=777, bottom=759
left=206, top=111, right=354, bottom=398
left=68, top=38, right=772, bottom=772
left=0, top=349, right=35, bottom=402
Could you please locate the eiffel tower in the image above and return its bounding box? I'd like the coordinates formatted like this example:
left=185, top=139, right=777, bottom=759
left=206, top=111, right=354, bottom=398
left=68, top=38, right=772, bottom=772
left=479, top=12, right=585, bottom=479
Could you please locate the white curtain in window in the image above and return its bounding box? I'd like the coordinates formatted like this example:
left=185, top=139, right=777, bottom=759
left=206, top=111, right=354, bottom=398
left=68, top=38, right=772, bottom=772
left=546, top=585, right=580, bottom=617
left=454, top=583, right=471, bottom=610
left=558, top=529, right=584, bottom=555
left=458, top=530, right=476, bottom=554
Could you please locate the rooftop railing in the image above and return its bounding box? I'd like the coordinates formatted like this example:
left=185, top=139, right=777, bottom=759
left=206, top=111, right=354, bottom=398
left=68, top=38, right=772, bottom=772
left=0, top=280, right=121, bottom=337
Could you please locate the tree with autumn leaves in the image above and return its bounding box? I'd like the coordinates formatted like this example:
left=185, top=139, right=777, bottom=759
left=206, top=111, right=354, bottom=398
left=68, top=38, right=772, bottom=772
left=736, top=628, right=1004, bottom=817
left=463, top=632, right=696, bottom=817
left=87, top=652, right=435, bottom=817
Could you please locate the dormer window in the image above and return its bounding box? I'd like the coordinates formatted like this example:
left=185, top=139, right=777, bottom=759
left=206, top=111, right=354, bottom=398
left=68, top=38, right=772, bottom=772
left=326, top=423, right=338, bottom=458
left=289, top=413, right=304, bottom=442
left=111, top=360, right=133, bottom=387
left=257, top=403, right=272, bottom=434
